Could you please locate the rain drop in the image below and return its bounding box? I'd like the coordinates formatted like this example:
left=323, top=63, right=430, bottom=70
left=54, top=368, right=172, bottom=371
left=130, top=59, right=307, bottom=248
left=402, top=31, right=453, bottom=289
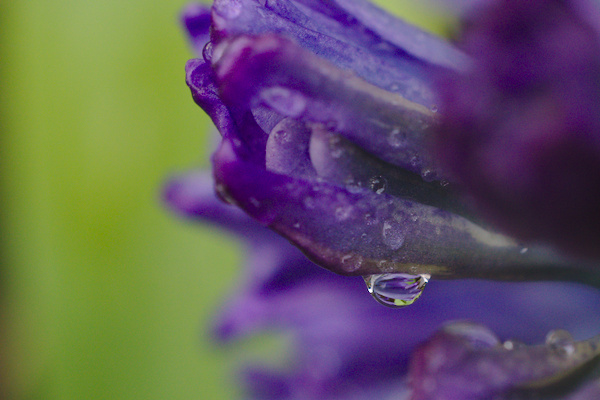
left=503, top=339, right=526, bottom=351
left=387, top=128, right=406, bottom=148
left=369, top=176, right=388, bottom=195
left=335, top=205, right=352, bottom=221
left=546, top=329, right=575, bottom=356
left=260, top=86, right=307, bottom=118
left=249, top=197, right=261, bottom=208
left=364, top=273, right=430, bottom=308
left=340, top=254, right=363, bottom=273
left=202, top=41, right=214, bottom=61
left=443, top=321, right=500, bottom=349
left=382, top=220, right=405, bottom=250
left=303, top=196, right=316, bottom=209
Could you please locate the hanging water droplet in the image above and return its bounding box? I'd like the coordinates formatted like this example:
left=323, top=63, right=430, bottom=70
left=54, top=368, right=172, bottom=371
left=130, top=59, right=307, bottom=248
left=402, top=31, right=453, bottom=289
left=443, top=321, right=500, bottom=349
left=387, top=128, right=406, bottom=148
left=369, top=175, right=388, bottom=195
left=546, top=329, right=575, bottom=356
left=364, top=273, right=429, bottom=308
left=202, top=41, right=214, bottom=61
left=382, top=220, right=405, bottom=250
left=260, top=86, right=307, bottom=118
left=430, top=105, right=439, bottom=113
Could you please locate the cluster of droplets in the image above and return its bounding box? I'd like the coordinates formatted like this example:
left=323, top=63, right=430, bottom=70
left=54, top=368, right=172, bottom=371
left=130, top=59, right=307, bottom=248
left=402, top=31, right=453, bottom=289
left=364, top=273, right=430, bottom=308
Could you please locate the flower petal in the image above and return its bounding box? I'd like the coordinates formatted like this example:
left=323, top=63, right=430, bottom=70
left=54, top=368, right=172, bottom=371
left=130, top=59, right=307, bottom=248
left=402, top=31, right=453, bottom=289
left=409, top=321, right=600, bottom=400
left=213, top=33, right=442, bottom=178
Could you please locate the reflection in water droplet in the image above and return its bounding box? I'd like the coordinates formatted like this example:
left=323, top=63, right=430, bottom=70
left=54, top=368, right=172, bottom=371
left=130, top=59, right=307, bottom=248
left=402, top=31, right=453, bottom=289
left=382, top=220, right=405, bottom=250
left=364, top=273, right=429, bottom=308
left=369, top=175, right=388, bottom=194
left=546, top=329, right=575, bottom=356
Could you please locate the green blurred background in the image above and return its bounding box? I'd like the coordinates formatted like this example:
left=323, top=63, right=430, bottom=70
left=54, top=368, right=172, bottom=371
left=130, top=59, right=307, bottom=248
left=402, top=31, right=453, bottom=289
left=0, top=1, right=447, bottom=399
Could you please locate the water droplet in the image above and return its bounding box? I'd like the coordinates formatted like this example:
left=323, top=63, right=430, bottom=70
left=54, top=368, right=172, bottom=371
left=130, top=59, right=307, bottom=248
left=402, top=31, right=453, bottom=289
left=410, top=155, right=421, bottom=168
left=330, top=147, right=344, bottom=159
left=369, top=176, right=388, bottom=195
left=335, top=205, right=352, bottom=221
left=340, top=254, right=363, bottom=272
left=364, top=273, right=429, bottom=308
left=382, top=220, right=405, bottom=250
left=440, top=179, right=450, bottom=188
left=303, top=196, right=315, bottom=209
left=421, top=168, right=435, bottom=182
left=443, top=322, right=500, bottom=349
left=503, top=339, right=526, bottom=351
left=387, top=128, right=406, bottom=148
left=520, top=247, right=529, bottom=254
left=389, top=83, right=400, bottom=92
left=249, top=197, right=261, bottom=208
left=293, top=221, right=301, bottom=229
left=215, top=183, right=236, bottom=205
left=202, top=41, right=214, bottom=61
left=430, top=105, right=439, bottom=113
left=260, top=86, right=307, bottom=118
left=546, top=329, right=575, bottom=356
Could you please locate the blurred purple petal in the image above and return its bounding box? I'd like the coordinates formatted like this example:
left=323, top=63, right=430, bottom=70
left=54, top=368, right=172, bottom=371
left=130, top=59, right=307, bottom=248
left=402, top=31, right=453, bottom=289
left=435, top=0, right=600, bottom=260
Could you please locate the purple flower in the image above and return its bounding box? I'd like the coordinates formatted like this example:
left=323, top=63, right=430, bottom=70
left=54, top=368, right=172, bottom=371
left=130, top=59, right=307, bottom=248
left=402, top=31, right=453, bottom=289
left=181, top=0, right=592, bottom=283
left=435, top=0, right=600, bottom=261
left=166, top=0, right=600, bottom=399
left=165, top=172, right=600, bottom=399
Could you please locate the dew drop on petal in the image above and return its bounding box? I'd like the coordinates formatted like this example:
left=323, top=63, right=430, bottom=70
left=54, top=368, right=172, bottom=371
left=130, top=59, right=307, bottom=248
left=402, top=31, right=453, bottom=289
left=340, top=254, right=363, bottom=273
left=202, top=41, right=214, bottom=61
left=387, top=128, right=407, bottom=148
left=363, top=273, right=429, bottom=308
left=335, top=205, right=352, bottom=221
left=303, top=196, right=315, bottom=209
left=503, top=339, right=526, bottom=351
left=260, top=86, right=307, bottom=118
left=382, top=219, right=405, bottom=250
left=443, top=321, right=501, bottom=349
left=369, top=175, right=388, bottom=194
left=546, top=329, right=575, bottom=356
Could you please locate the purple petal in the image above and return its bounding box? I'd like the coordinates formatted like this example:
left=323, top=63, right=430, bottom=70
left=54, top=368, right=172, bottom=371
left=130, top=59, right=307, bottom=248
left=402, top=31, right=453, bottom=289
left=207, top=0, right=458, bottom=105
left=435, top=0, right=600, bottom=260
left=213, top=33, right=441, bottom=178
left=409, top=321, right=600, bottom=400
left=212, top=137, right=587, bottom=278
left=181, top=3, right=212, bottom=54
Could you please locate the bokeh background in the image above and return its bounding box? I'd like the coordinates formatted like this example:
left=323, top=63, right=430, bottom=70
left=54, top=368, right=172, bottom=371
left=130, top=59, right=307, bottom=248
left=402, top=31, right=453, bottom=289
left=0, top=1, right=448, bottom=399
